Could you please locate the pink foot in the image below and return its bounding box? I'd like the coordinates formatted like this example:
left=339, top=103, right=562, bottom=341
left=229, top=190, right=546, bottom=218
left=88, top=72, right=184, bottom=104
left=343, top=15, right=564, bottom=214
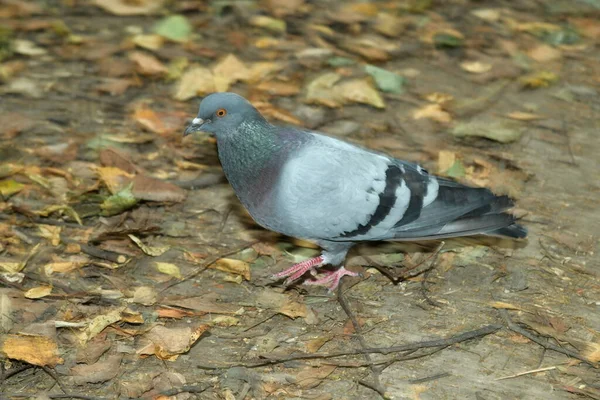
left=304, top=267, right=360, bottom=292
left=272, top=256, right=325, bottom=285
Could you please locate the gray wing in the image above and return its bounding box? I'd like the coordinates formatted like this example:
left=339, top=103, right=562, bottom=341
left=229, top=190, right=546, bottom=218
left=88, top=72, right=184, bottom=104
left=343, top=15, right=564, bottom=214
left=272, top=132, right=437, bottom=241
left=273, top=131, right=526, bottom=242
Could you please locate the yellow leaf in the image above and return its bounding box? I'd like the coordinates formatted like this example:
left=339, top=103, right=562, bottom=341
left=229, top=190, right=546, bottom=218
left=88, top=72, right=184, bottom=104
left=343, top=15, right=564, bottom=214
left=460, top=61, right=492, bottom=74
left=38, top=225, right=61, bottom=246
left=128, top=234, right=170, bottom=257
left=173, top=66, right=215, bottom=101
left=97, top=167, right=133, bottom=194
left=78, top=308, right=124, bottom=344
left=337, top=79, right=385, bottom=109
left=155, top=262, right=182, bottom=279
left=413, top=104, right=452, bottom=123
left=0, top=262, right=23, bottom=274
left=212, top=258, right=251, bottom=280
left=305, top=72, right=343, bottom=108
left=507, top=111, right=544, bottom=121
left=44, top=261, right=87, bottom=275
left=2, top=334, right=63, bottom=367
left=0, top=179, right=25, bottom=197
left=520, top=71, right=558, bottom=89
left=582, top=342, right=600, bottom=363
left=24, top=285, right=53, bottom=299
left=212, top=54, right=250, bottom=92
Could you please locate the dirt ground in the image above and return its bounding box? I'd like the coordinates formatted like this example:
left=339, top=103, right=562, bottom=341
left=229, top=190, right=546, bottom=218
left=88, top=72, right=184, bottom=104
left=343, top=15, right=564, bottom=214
left=1, top=0, right=599, bottom=399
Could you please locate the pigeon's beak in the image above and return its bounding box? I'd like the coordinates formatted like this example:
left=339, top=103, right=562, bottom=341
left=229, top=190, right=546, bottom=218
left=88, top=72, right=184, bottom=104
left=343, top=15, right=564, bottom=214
left=183, top=117, right=205, bottom=137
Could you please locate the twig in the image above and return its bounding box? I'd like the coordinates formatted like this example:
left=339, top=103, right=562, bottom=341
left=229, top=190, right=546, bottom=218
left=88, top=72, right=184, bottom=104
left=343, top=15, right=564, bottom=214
left=499, top=309, right=594, bottom=366
left=194, top=324, right=501, bottom=369
left=42, top=366, right=67, bottom=394
left=78, top=243, right=128, bottom=264
left=409, top=372, right=451, bottom=384
left=495, top=366, right=557, bottom=381
left=0, top=364, right=33, bottom=383
left=372, top=241, right=445, bottom=284
left=337, top=285, right=387, bottom=398
left=158, top=241, right=257, bottom=293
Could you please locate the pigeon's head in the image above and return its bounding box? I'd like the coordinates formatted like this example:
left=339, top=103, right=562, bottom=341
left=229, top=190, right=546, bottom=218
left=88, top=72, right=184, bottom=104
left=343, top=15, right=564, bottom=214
left=184, top=92, right=265, bottom=138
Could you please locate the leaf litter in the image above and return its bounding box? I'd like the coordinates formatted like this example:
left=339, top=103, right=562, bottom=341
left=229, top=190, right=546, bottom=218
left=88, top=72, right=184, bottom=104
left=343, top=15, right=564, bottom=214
left=0, top=0, right=599, bottom=398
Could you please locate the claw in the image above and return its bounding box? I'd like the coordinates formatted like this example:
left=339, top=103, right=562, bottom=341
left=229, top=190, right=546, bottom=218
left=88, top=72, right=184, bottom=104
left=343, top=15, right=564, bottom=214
left=304, top=266, right=359, bottom=292
left=272, top=255, right=325, bottom=284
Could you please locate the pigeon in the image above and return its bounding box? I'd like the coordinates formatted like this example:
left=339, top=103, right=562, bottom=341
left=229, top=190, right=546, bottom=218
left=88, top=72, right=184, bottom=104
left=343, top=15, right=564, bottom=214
left=184, top=92, right=527, bottom=291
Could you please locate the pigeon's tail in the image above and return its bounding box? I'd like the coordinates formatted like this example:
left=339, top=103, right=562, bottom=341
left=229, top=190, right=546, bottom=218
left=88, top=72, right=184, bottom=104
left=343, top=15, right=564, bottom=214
left=391, top=179, right=527, bottom=241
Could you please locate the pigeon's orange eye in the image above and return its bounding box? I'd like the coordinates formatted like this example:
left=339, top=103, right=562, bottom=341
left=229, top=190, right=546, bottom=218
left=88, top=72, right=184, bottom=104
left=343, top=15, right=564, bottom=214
left=216, top=108, right=227, bottom=117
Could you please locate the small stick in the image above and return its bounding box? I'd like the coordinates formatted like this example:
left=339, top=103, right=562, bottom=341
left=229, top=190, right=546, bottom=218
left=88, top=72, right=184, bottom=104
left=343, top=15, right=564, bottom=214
left=495, top=366, right=557, bottom=381
left=499, top=309, right=594, bottom=366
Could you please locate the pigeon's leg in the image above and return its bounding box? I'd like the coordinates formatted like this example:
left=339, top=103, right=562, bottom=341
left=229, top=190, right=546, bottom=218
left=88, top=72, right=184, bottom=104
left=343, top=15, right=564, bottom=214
left=304, top=267, right=359, bottom=291
left=272, top=255, right=325, bottom=284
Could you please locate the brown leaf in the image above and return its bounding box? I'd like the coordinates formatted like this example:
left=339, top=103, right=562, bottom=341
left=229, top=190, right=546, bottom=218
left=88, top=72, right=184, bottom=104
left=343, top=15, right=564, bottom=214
left=131, top=174, right=187, bottom=202
left=36, top=142, right=78, bottom=163
left=137, top=324, right=209, bottom=360
left=95, top=78, right=132, bottom=96
left=528, top=44, right=562, bottom=63
left=2, top=334, right=63, bottom=367
left=71, top=354, right=122, bottom=385
left=279, top=297, right=308, bottom=319
left=129, top=51, right=168, bottom=76
left=76, top=332, right=112, bottom=364
left=133, top=107, right=167, bottom=134
left=294, top=365, right=336, bottom=388
left=99, top=148, right=138, bottom=174
left=0, top=112, right=36, bottom=139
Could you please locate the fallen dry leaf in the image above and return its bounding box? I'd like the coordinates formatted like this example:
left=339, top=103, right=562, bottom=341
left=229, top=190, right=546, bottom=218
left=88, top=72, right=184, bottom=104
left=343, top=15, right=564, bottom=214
left=338, top=79, right=385, bottom=109
left=173, top=66, right=215, bottom=101
left=97, top=166, right=134, bottom=194
left=413, top=104, right=452, bottom=123
left=212, top=54, right=250, bottom=92
left=78, top=307, right=125, bottom=344
left=137, top=324, right=209, bottom=361
left=528, top=44, right=561, bottom=63
left=71, top=354, right=122, bottom=385
left=460, top=61, right=492, bottom=74
left=2, top=334, right=63, bottom=367
left=128, top=235, right=170, bottom=257
left=155, top=262, right=182, bottom=279
left=131, top=286, right=158, bottom=305
left=93, top=0, right=164, bottom=16
left=129, top=51, right=168, bottom=76
left=293, top=365, right=336, bottom=388
left=507, top=111, right=544, bottom=121
left=256, top=80, right=301, bottom=96
left=212, top=258, right=251, bottom=280
left=131, top=174, right=187, bottom=202
left=24, top=285, right=52, bottom=299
